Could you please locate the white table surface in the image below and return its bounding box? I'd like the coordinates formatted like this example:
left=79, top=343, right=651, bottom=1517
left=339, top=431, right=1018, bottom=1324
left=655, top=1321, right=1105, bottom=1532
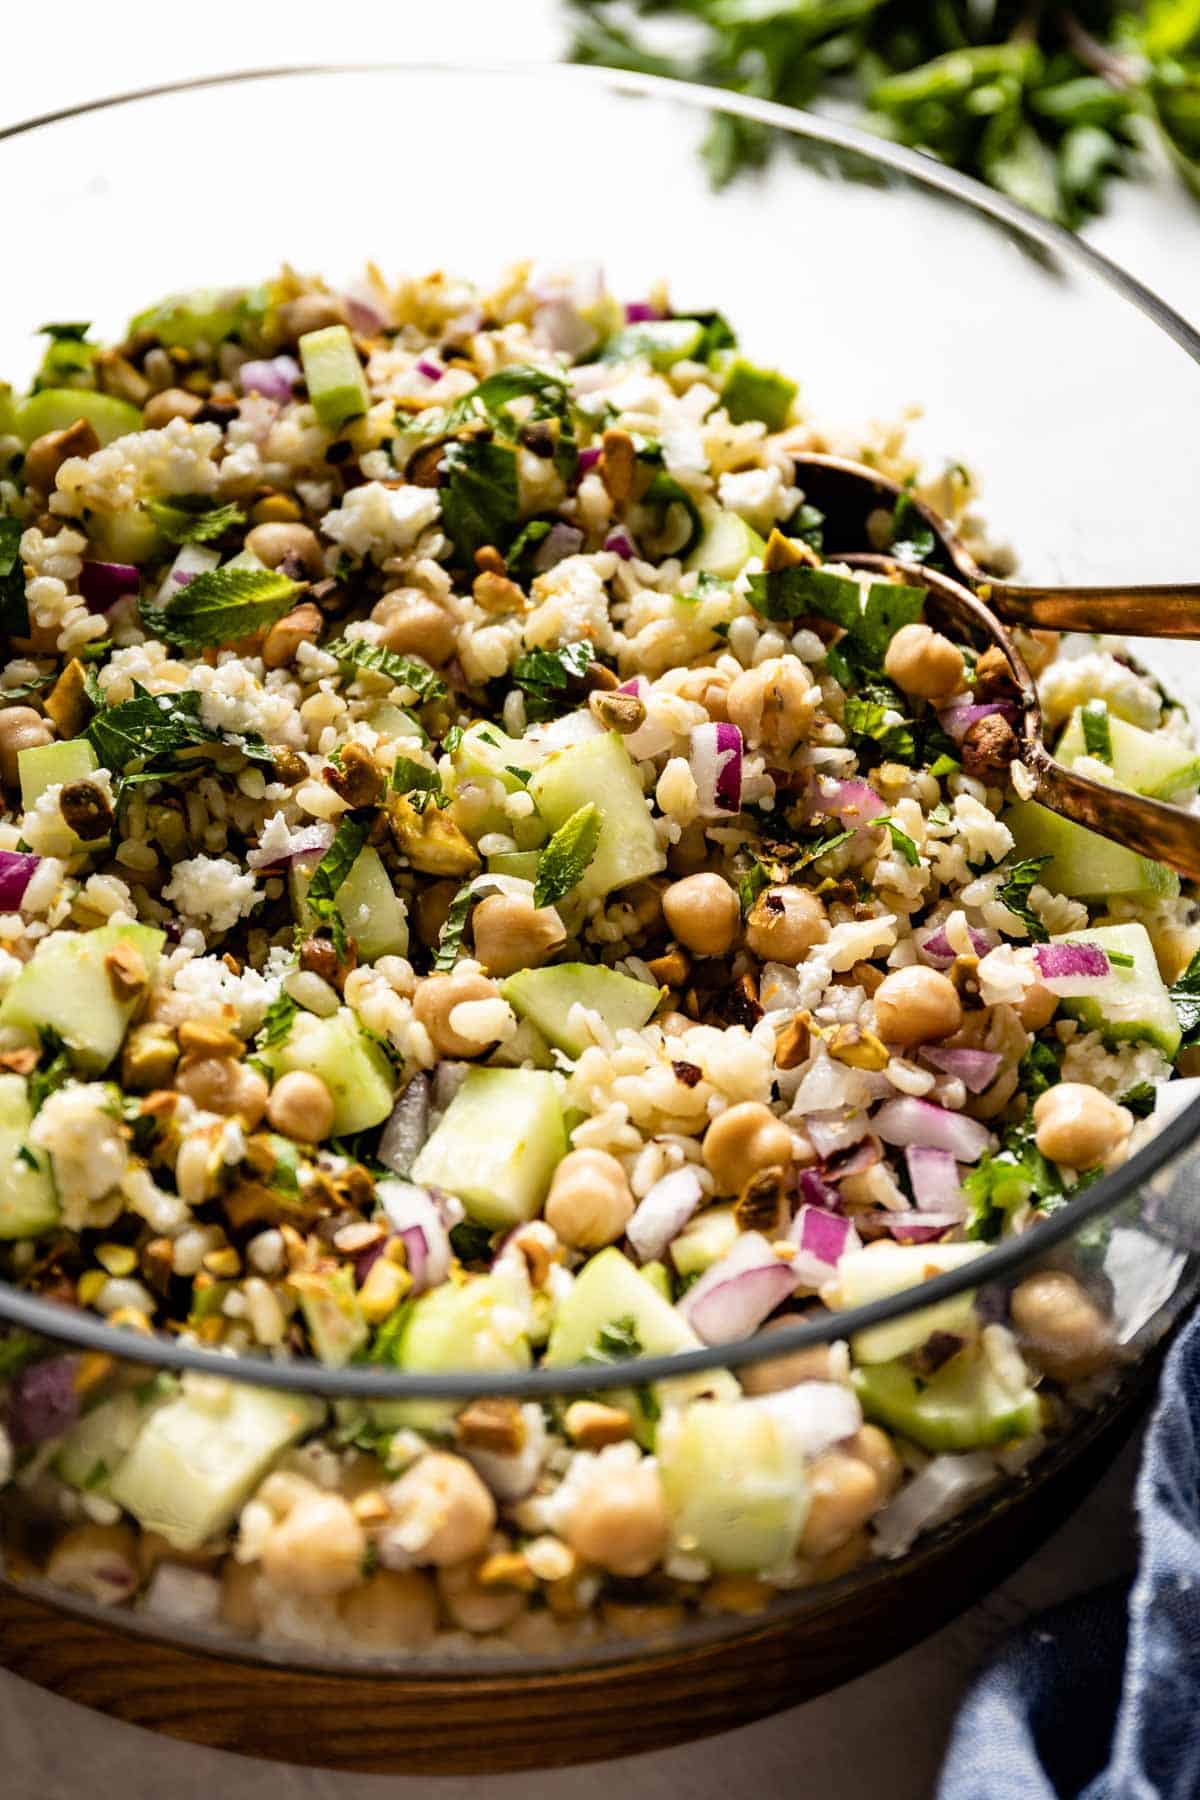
left=1, top=8, right=1196, bottom=1795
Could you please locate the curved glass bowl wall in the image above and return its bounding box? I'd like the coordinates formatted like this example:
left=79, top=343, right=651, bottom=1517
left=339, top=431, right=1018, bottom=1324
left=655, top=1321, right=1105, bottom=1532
left=0, top=65, right=1198, bottom=1676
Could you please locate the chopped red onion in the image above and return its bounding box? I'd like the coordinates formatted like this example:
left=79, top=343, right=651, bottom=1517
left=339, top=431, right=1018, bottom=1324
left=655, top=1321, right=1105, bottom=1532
left=414, top=357, right=444, bottom=383
left=905, top=1145, right=965, bottom=1217
left=919, top=1045, right=1003, bottom=1093
left=353, top=1238, right=386, bottom=1288
left=377, top=1076, right=431, bottom=1179
left=870, top=1211, right=961, bottom=1244
left=788, top=1205, right=859, bottom=1287
left=342, top=292, right=385, bottom=334
left=917, top=923, right=994, bottom=965
left=1033, top=941, right=1112, bottom=995
left=79, top=560, right=139, bottom=612
left=797, top=1166, right=840, bottom=1210
left=679, top=1234, right=799, bottom=1344
left=807, top=776, right=886, bottom=834
left=377, top=1179, right=450, bottom=1292
left=605, top=527, right=637, bottom=561
left=245, top=821, right=334, bottom=873
left=624, top=301, right=665, bottom=323
left=8, top=1356, right=79, bottom=1446
left=805, top=1110, right=870, bottom=1161
left=577, top=446, right=603, bottom=475
left=238, top=355, right=301, bottom=402
left=688, top=722, right=743, bottom=815
left=822, top=1134, right=883, bottom=1182
left=532, top=523, right=584, bottom=574
left=0, top=850, right=40, bottom=910
left=938, top=702, right=1017, bottom=743
left=627, top=1167, right=703, bottom=1264
left=619, top=675, right=649, bottom=699
left=873, top=1097, right=991, bottom=1163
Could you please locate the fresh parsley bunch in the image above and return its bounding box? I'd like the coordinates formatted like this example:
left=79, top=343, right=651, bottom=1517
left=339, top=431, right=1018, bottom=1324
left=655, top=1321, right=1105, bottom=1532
left=566, top=0, right=1200, bottom=227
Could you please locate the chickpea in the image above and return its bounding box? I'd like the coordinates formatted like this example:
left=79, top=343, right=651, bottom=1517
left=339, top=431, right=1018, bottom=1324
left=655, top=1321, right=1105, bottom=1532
left=142, top=387, right=203, bottom=429
left=740, top=1320, right=840, bottom=1397
left=700, top=1102, right=792, bottom=1197
left=726, top=656, right=814, bottom=754
left=412, top=970, right=502, bottom=1059
left=244, top=521, right=324, bottom=579
left=387, top=1453, right=496, bottom=1567
left=260, top=1492, right=367, bottom=1598
left=745, top=885, right=827, bottom=964
left=545, top=1149, right=634, bottom=1250
left=872, top=965, right=962, bottom=1046
left=663, top=873, right=740, bottom=957
left=1017, top=981, right=1058, bottom=1032
left=262, top=601, right=324, bottom=670
left=277, top=292, right=348, bottom=341
left=437, top=1554, right=526, bottom=1635
left=1011, top=1268, right=1115, bottom=1382
left=471, top=892, right=567, bottom=979
left=219, top=1559, right=262, bottom=1635
left=847, top=1425, right=902, bottom=1502
left=0, top=706, right=55, bottom=789
left=1033, top=1082, right=1131, bottom=1170
left=22, top=417, right=100, bottom=494
left=415, top=879, right=460, bottom=948
left=562, top=1464, right=670, bottom=1578
left=372, top=589, right=457, bottom=665
left=340, top=1569, right=439, bottom=1652
left=883, top=623, right=965, bottom=701
left=176, top=1055, right=269, bottom=1129
left=267, top=1069, right=335, bottom=1142
left=45, top=1523, right=139, bottom=1605
left=798, top=1450, right=881, bottom=1558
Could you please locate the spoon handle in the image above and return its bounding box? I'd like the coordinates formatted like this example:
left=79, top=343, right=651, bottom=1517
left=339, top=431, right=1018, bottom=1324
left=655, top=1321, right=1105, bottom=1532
left=1026, top=743, right=1200, bottom=881
left=988, top=582, right=1200, bottom=638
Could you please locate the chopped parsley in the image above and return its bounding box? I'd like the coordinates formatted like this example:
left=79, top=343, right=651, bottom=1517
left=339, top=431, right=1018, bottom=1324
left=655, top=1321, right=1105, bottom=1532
left=963, top=1117, right=1066, bottom=1241
left=29, top=1028, right=73, bottom=1115
left=1119, top=1080, right=1158, bottom=1118
left=1018, top=1039, right=1061, bottom=1102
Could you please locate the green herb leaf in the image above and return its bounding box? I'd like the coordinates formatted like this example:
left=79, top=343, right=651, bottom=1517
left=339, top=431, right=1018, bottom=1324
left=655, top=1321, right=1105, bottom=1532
left=534, top=802, right=601, bottom=908
left=306, top=814, right=370, bottom=956
left=636, top=468, right=702, bottom=559
left=85, top=686, right=214, bottom=768
left=439, top=439, right=520, bottom=563
left=1081, top=699, right=1114, bottom=764
left=747, top=563, right=861, bottom=629
left=997, top=855, right=1052, bottom=942
left=876, top=817, right=920, bottom=865
left=144, top=495, right=246, bottom=545
left=0, top=516, right=29, bottom=638
left=449, top=1220, right=495, bottom=1264
left=139, top=565, right=302, bottom=649
left=323, top=636, right=446, bottom=703
left=843, top=683, right=916, bottom=762
left=859, top=581, right=925, bottom=663
left=1169, top=947, right=1200, bottom=1046
left=582, top=1316, right=644, bottom=1364
left=929, top=752, right=960, bottom=779
left=0, top=1331, right=40, bottom=1379
left=1018, top=1039, right=1060, bottom=1102
left=888, top=492, right=936, bottom=564
left=29, top=1028, right=73, bottom=1115
left=392, top=754, right=445, bottom=813
left=511, top=639, right=595, bottom=721
left=255, top=991, right=299, bottom=1052
left=784, top=501, right=825, bottom=554
left=1119, top=1080, right=1158, bottom=1118
left=434, top=879, right=488, bottom=973
left=963, top=1117, right=1064, bottom=1242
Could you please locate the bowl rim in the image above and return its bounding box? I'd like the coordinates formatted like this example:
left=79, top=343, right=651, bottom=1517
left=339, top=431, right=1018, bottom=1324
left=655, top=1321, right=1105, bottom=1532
left=1, top=60, right=1197, bottom=1397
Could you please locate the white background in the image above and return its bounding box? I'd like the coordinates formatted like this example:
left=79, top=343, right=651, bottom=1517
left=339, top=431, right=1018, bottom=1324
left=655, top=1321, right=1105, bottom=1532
left=0, top=6, right=1195, bottom=1796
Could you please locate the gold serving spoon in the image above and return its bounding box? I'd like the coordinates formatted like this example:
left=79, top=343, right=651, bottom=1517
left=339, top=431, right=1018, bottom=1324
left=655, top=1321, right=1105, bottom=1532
left=789, top=453, right=1200, bottom=882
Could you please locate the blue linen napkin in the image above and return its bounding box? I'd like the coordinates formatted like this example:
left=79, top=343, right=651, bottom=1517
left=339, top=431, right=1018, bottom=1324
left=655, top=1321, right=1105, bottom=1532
left=938, top=1306, right=1200, bottom=1799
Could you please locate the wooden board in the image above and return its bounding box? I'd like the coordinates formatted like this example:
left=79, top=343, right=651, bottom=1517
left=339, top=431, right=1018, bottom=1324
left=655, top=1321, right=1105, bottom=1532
left=0, top=1367, right=1152, bottom=1776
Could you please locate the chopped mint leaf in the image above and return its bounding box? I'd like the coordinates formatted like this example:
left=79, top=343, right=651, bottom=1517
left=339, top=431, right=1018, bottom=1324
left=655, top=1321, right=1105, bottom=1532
left=323, top=637, right=446, bottom=703
left=84, top=683, right=274, bottom=795
left=876, top=817, right=920, bottom=865
left=367, top=1298, right=416, bottom=1364
left=1119, top=1080, right=1157, bottom=1118
left=747, top=563, right=860, bottom=629
left=144, top=495, right=246, bottom=545
left=15, top=1145, right=38, bottom=1171
left=307, top=814, right=370, bottom=957
left=858, top=581, right=925, bottom=663
left=1081, top=699, right=1114, bottom=764
left=0, top=671, right=54, bottom=702
left=638, top=468, right=702, bottom=558
left=1018, top=1039, right=1060, bottom=1101
left=843, top=681, right=916, bottom=763
left=784, top=500, right=825, bottom=554
left=511, top=639, right=595, bottom=721
left=997, top=855, right=1052, bottom=942
left=1169, top=947, right=1200, bottom=1047
left=442, top=725, right=464, bottom=755
left=0, top=515, right=29, bottom=638
left=391, top=754, right=445, bottom=813
left=888, top=491, right=937, bottom=564
left=582, top=1315, right=645, bottom=1364
left=929, top=753, right=960, bottom=779
left=440, top=439, right=520, bottom=563
left=534, top=802, right=601, bottom=908
left=738, top=858, right=771, bottom=914
left=434, top=879, right=490, bottom=973
left=29, top=1028, right=73, bottom=1115
left=37, top=321, right=91, bottom=341
left=139, top=565, right=302, bottom=649
left=255, top=991, right=299, bottom=1052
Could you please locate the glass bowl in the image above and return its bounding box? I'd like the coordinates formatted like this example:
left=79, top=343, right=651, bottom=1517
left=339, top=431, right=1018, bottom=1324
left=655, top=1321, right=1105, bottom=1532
left=1, top=63, right=1199, bottom=1732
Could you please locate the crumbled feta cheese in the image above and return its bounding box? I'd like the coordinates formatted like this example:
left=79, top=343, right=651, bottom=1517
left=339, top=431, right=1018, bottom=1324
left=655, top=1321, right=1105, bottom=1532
left=163, top=855, right=261, bottom=936
left=321, top=481, right=441, bottom=561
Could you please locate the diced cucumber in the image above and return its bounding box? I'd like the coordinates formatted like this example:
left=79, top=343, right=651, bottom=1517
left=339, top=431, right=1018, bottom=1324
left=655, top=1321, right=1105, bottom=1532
left=299, top=325, right=369, bottom=429
left=853, top=1350, right=1040, bottom=1453
left=108, top=1380, right=323, bottom=1550
left=18, top=737, right=98, bottom=812
left=500, top=962, right=661, bottom=1058
left=411, top=1067, right=566, bottom=1229
left=1056, top=704, right=1200, bottom=800
left=487, top=850, right=541, bottom=881
left=1050, top=921, right=1181, bottom=1058
left=528, top=731, right=665, bottom=902
left=453, top=722, right=548, bottom=792
left=1006, top=800, right=1180, bottom=901
left=57, top=1384, right=172, bottom=1492
left=294, top=1265, right=368, bottom=1367
left=602, top=318, right=706, bottom=370
left=291, top=844, right=408, bottom=962
left=0, top=923, right=165, bottom=1074
left=0, top=1073, right=58, bottom=1239
left=545, top=1246, right=739, bottom=1431
left=259, top=1006, right=396, bottom=1136
left=830, top=1242, right=987, bottom=1365
left=15, top=389, right=142, bottom=448
left=684, top=506, right=766, bottom=579
left=720, top=358, right=797, bottom=430
left=0, top=382, right=16, bottom=437
left=658, top=1397, right=811, bottom=1573
left=371, top=1268, right=533, bottom=1432
left=89, top=506, right=164, bottom=566
left=128, top=287, right=263, bottom=351
left=641, top=1260, right=673, bottom=1302
left=672, top=1204, right=740, bottom=1280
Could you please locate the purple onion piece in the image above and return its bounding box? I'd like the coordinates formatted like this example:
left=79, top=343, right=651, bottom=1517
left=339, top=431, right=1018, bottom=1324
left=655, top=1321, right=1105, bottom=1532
left=8, top=1356, right=79, bottom=1446
left=79, top=560, right=140, bottom=613
left=604, top=528, right=637, bottom=561
left=904, top=1144, right=965, bottom=1217
left=918, top=924, right=994, bottom=965
left=0, top=849, right=40, bottom=910
left=872, top=1096, right=991, bottom=1164
left=246, top=821, right=335, bottom=873
left=797, top=1167, right=840, bottom=1211
left=624, top=301, right=665, bottom=323
left=532, top=522, right=585, bottom=574
left=238, top=355, right=301, bottom=402
left=414, top=357, right=444, bottom=383
left=577, top=446, right=603, bottom=475
left=377, top=1075, right=431, bottom=1179
left=938, top=702, right=1017, bottom=744
left=918, top=1045, right=1004, bottom=1093
left=807, top=775, right=887, bottom=834
left=1033, top=941, right=1112, bottom=994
